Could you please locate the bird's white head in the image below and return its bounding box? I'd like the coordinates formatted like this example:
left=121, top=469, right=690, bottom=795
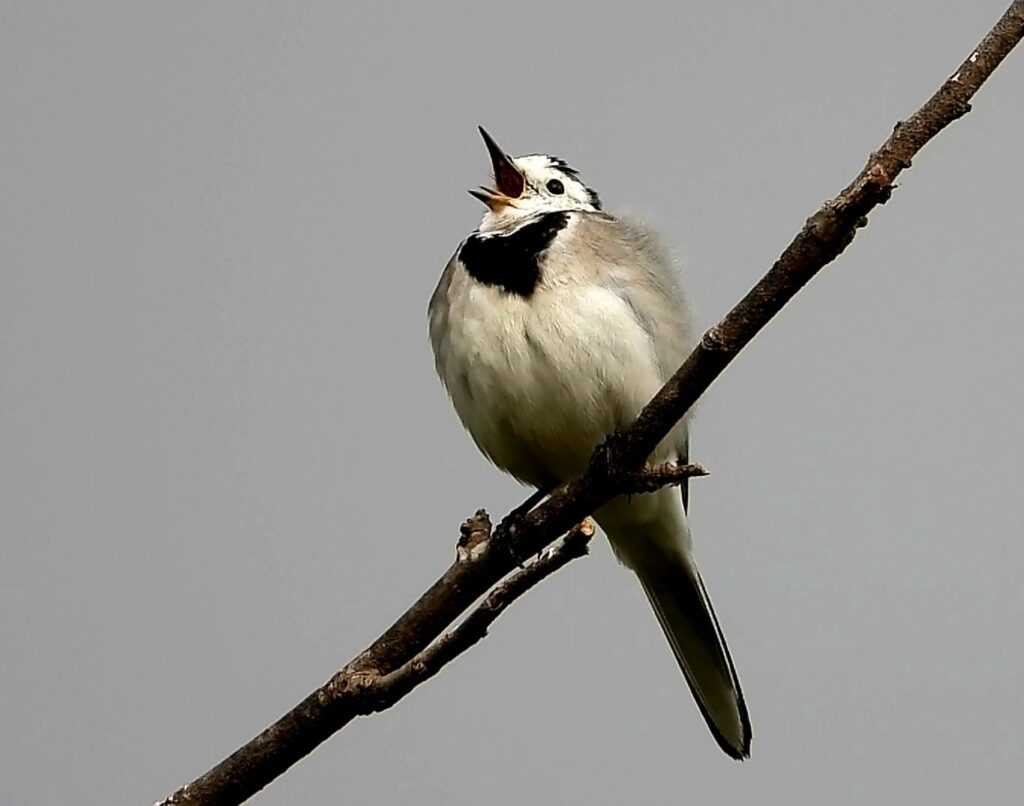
left=470, top=126, right=602, bottom=234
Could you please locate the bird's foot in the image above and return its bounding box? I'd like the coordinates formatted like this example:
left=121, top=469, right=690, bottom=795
left=591, top=429, right=630, bottom=483
left=492, top=485, right=554, bottom=567
left=492, top=511, right=530, bottom=568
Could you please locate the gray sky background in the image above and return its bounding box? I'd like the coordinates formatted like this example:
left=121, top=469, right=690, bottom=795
left=3, top=2, right=1023, bottom=804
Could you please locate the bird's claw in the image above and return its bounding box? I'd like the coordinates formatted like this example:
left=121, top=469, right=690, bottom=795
left=592, top=428, right=630, bottom=482
left=492, top=512, right=531, bottom=568
left=491, top=484, right=555, bottom=567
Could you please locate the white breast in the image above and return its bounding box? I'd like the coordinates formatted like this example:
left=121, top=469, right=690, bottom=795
left=434, top=266, right=668, bottom=487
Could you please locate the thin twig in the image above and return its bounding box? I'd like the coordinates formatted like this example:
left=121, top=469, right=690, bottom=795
left=158, top=4, right=1024, bottom=803
left=350, top=518, right=596, bottom=716
left=622, top=462, right=708, bottom=495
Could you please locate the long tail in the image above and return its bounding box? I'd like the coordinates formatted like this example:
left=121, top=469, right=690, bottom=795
left=635, top=548, right=751, bottom=759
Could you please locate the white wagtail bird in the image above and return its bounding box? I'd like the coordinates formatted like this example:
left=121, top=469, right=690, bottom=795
left=428, top=127, right=751, bottom=759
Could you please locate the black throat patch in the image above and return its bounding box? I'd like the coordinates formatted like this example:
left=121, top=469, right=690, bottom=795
left=458, top=211, right=570, bottom=297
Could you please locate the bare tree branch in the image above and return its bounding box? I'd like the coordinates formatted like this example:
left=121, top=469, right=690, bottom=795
left=351, top=516, right=596, bottom=716
left=158, top=3, right=1024, bottom=804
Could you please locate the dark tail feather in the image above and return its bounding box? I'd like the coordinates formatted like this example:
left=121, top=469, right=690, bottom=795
left=638, top=553, right=751, bottom=759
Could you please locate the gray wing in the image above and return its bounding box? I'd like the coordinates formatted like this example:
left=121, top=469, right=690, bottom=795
left=574, top=213, right=697, bottom=492
left=427, top=246, right=460, bottom=377
left=573, top=213, right=695, bottom=382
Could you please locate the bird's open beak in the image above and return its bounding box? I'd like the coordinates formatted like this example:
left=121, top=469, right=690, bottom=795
left=468, top=126, right=525, bottom=210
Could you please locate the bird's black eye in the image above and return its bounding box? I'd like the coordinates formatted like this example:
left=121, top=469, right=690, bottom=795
left=546, top=179, right=565, bottom=195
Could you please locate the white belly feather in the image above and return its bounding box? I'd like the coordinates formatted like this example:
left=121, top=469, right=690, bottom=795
left=440, top=278, right=668, bottom=487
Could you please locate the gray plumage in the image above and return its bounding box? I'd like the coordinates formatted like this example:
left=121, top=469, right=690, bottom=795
left=428, top=131, right=750, bottom=759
